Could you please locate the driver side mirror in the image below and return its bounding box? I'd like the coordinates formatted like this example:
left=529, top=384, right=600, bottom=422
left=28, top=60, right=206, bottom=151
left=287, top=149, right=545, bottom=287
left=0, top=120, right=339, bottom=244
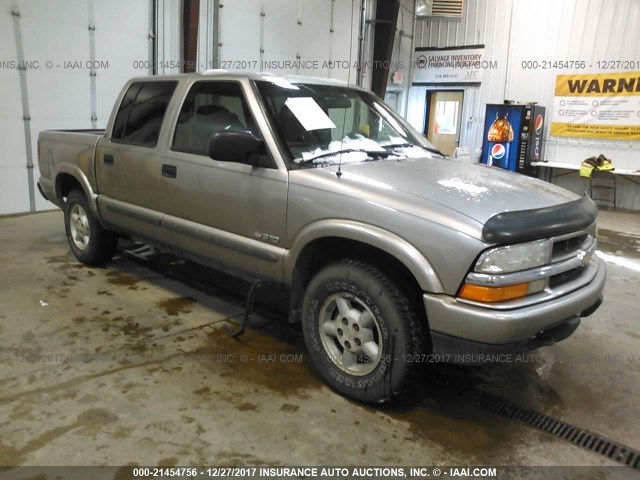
left=208, top=131, right=271, bottom=168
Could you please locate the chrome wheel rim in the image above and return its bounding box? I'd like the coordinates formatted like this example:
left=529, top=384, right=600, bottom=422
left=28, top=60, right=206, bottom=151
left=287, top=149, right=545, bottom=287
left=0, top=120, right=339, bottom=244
left=318, top=293, right=383, bottom=376
left=69, top=204, right=90, bottom=251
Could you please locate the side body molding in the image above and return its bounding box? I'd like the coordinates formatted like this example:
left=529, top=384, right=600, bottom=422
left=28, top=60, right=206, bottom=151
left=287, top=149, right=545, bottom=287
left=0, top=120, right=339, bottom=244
left=283, top=219, right=444, bottom=293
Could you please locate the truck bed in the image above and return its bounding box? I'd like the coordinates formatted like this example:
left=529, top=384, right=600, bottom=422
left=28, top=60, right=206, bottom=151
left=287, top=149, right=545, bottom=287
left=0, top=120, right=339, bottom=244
left=48, top=129, right=105, bottom=135
left=38, top=130, right=105, bottom=204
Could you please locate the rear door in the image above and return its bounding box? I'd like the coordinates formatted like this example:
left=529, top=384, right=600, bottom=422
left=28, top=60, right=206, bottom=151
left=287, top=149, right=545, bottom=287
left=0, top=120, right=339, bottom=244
left=95, top=80, right=179, bottom=239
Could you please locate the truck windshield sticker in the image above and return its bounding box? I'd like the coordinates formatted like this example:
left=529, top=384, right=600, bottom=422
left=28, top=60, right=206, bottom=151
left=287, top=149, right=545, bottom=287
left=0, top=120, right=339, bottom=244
left=284, top=97, right=337, bottom=131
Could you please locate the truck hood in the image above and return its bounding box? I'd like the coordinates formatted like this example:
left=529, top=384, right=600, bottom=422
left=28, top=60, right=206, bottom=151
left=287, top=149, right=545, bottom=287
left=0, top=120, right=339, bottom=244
left=297, top=156, right=579, bottom=226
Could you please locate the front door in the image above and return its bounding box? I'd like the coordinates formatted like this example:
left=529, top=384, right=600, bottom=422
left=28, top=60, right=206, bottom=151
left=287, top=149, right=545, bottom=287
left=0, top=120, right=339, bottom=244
left=159, top=79, right=288, bottom=280
left=425, top=91, right=463, bottom=156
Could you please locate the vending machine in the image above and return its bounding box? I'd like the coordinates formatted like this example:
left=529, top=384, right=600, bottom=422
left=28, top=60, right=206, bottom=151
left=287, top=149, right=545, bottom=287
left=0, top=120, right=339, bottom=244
left=480, top=103, right=545, bottom=177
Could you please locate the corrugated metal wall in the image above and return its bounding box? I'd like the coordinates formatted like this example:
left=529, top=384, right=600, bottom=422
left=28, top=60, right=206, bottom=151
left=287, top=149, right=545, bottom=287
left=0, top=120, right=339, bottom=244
left=407, top=0, right=517, bottom=156
left=407, top=0, right=640, bottom=209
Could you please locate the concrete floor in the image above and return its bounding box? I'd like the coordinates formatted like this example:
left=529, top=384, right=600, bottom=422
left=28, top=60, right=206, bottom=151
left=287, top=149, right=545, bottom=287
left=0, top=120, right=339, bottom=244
left=0, top=209, right=639, bottom=467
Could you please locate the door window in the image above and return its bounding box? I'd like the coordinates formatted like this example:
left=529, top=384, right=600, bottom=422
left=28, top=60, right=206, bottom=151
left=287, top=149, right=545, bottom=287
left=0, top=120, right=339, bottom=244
left=111, top=81, right=178, bottom=147
left=425, top=90, right=464, bottom=156
left=173, top=81, right=259, bottom=156
left=434, top=100, right=459, bottom=134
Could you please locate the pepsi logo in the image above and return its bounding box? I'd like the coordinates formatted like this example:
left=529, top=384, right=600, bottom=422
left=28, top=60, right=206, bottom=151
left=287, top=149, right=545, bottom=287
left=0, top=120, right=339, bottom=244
left=535, top=114, right=544, bottom=135
left=491, top=144, right=506, bottom=159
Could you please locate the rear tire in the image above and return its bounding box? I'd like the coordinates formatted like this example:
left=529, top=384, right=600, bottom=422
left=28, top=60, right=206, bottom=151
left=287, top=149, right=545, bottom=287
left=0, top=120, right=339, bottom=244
left=302, top=259, right=424, bottom=403
left=64, top=189, right=117, bottom=265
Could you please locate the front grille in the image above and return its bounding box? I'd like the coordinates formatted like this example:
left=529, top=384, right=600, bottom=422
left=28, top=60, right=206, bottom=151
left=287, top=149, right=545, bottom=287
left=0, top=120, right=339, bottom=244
left=552, top=233, right=588, bottom=261
left=549, top=267, right=584, bottom=289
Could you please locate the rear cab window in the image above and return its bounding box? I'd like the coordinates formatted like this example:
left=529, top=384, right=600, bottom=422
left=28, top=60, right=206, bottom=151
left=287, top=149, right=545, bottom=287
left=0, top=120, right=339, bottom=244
left=111, top=81, right=178, bottom=147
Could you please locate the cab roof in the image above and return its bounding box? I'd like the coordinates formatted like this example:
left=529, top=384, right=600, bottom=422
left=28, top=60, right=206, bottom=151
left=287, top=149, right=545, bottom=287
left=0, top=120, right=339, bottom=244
left=129, top=70, right=358, bottom=88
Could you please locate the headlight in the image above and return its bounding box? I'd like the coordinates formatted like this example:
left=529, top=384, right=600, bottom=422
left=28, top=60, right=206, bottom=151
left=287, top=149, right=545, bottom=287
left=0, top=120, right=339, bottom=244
left=475, top=239, right=551, bottom=274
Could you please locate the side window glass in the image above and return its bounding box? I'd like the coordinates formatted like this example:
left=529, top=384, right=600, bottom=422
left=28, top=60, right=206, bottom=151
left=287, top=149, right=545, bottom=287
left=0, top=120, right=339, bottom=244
left=173, top=81, right=259, bottom=155
left=113, top=81, right=177, bottom=147
left=112, top=83, right=141, bottom=140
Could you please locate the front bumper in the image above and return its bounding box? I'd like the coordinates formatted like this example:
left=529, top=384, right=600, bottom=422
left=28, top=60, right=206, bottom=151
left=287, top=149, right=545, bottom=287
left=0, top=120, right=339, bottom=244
left=424, top=256, right=606, bottom=360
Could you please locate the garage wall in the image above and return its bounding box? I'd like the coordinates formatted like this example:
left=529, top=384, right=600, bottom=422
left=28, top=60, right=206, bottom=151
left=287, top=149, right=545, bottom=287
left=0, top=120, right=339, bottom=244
left=156, top=0, right=362, bottom=81
left=197, top=0, right=218, bottom=72
left=0, top=4, right=29, bottom=214
left=156, top=0, right=181, bottom=75
left=384, top=0, right=417, bottom=116
left=406, top=0, right=640, bottom=209
left=406, top=0, right=511, bottom=158
left=2, top=0, right=364, bottom=216
left=0, top=0, right=151, bottom=216
left=216, top=0, right=361, bottom=82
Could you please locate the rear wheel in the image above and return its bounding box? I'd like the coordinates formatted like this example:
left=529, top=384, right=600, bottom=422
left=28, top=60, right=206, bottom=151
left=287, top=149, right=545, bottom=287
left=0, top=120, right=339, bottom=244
left=64, top=189, right=117, bottom=265
left=302, top=259, right=424, bottom=403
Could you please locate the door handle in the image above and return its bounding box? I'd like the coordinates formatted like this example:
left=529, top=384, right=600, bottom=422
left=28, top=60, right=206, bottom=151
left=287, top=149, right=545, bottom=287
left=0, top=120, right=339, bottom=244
left=104, top=154, right=114, bottom=165
left=162, top=164, right=177, bottom=178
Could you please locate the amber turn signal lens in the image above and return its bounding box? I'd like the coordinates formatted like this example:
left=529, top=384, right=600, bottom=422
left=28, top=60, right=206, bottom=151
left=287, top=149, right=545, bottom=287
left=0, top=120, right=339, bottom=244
left=459, top=282, right=529, bottom=303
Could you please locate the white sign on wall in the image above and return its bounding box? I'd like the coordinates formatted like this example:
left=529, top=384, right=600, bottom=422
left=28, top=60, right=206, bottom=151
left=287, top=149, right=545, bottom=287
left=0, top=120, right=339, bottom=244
left=412, top=46, right=485, bottom=85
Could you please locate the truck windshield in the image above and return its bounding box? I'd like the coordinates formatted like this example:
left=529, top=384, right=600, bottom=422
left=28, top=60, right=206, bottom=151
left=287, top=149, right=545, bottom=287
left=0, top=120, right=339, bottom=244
left=254, top=79, right=443, bottom=167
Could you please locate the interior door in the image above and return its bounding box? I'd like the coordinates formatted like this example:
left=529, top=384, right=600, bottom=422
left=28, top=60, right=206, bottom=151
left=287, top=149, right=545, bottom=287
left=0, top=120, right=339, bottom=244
left=425, top=91, right=464, bottom=156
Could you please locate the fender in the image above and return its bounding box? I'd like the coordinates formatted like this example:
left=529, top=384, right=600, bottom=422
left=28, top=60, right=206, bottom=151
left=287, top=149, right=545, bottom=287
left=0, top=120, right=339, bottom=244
left=283, top=219, right=444, bottom=293
left=53, top=164, right=101, bottom=219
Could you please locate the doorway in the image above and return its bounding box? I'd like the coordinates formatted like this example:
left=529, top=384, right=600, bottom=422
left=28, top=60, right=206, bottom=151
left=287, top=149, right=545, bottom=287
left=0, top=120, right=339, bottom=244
left=425, top=90, right=464, bottom=156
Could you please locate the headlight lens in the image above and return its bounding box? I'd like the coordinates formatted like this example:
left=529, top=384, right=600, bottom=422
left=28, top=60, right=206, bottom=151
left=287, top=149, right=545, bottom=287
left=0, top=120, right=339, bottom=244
left=476, top=239, right=551, bottom=274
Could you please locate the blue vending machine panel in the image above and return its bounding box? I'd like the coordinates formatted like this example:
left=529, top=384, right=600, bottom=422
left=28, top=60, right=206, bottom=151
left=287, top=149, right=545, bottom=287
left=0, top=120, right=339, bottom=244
left=480, top=103, right=545, bottom=177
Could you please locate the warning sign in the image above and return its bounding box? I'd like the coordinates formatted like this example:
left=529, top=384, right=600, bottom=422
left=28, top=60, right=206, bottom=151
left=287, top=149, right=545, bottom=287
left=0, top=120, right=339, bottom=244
left=551, top=72, right=640, bottom=140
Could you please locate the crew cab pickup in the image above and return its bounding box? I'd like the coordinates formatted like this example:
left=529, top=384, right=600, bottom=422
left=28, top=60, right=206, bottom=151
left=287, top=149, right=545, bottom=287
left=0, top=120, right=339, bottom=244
left=38, top=72, right=606, bottom=402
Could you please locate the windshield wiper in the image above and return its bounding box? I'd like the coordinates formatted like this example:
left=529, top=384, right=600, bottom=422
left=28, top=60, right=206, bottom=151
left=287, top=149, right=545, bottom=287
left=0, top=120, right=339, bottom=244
left=298, top=148, right=391, bottom=165
left=382, top=142, right=446, bottom=157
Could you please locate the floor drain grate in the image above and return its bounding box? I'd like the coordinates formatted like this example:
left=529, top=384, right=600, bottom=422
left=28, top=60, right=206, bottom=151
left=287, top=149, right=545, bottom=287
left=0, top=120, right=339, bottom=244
left=432, top=376, right=640, bottom=469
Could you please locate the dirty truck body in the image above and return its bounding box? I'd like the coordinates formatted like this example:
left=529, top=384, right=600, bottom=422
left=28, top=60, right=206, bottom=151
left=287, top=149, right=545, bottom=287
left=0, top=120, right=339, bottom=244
left=37, top=72, right=606, bottom=402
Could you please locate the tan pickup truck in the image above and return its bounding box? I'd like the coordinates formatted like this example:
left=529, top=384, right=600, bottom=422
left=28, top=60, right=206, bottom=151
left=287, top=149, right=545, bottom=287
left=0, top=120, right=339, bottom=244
left=38, top=72, right=605, bottom=402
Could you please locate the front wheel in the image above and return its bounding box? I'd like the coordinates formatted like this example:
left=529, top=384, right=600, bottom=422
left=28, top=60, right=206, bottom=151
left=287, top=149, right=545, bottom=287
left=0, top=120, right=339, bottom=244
left=64, top=189, right=117, bottom=265
left=302, top=260, right=424, bottom=403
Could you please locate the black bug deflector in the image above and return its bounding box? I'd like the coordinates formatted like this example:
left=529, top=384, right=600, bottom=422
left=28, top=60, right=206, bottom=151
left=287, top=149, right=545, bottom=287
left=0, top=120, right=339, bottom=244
left=482, top=195, right=598, bottom=244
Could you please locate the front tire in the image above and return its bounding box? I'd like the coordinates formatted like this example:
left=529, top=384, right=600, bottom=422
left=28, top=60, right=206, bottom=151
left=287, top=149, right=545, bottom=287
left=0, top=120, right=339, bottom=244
left=302, top=260, right=424, bottom=403
left=64, top=189, right=117, bottom=265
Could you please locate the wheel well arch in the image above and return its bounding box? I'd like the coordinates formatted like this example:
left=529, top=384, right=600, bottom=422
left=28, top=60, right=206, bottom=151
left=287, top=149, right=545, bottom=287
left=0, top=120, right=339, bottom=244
left=53, top=169, right=102, bottom=221
left=288, top=236, right=428, bottom=325
left=55, top=173, right=84, bottom=203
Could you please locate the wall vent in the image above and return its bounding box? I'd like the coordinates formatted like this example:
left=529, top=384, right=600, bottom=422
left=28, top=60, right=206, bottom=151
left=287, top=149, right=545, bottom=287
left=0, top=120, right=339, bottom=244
left=416, top=0, right=464, bottom=18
